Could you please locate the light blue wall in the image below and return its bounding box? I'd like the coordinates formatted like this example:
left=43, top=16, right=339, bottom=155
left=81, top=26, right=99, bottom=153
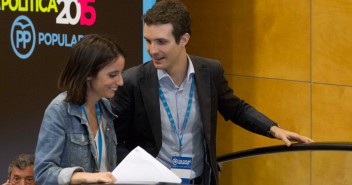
left=143, top=0, right=155, bottom=63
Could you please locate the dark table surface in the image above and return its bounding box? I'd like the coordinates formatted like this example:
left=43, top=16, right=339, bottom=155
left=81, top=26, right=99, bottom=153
left=84, top=183, right=190, bottom=185
left=83, top=183, right=193, bottom=185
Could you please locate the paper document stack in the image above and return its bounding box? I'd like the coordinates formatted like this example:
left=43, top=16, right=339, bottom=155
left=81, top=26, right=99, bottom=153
left=112, top=146, right=182, bottom=184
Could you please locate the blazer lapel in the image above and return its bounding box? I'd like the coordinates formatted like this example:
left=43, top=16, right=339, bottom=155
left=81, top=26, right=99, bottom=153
left=192, top=57, right=212, bottom=142
left=139, top=63, right=162, bottom=149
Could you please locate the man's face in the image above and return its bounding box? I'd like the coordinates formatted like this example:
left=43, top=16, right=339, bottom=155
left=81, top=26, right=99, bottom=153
left=9, top=166, right=35, bottom=185
left=144, top=23, right=188, bottom=72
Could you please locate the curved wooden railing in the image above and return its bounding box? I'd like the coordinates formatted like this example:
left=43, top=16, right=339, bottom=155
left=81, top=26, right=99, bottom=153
left=217, top=142, right=352, bottom=163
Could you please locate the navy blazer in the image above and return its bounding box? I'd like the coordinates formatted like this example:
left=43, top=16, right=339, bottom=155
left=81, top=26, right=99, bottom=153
left=111, top=55, right=277, bottom=185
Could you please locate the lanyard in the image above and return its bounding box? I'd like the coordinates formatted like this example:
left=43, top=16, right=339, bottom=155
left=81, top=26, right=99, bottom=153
left=158, top=76, right=195, bottom=153
left=82, top=103, right=103, bottom=168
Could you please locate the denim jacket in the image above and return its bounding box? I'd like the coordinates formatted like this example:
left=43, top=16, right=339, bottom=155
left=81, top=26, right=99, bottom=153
left=34, top=92, right=118, bottom=185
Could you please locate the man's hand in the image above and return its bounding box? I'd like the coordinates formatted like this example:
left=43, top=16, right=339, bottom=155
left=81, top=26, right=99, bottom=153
left=270, top=126, right=314, bottom=146
left=2, top=180, right=10, bottom=185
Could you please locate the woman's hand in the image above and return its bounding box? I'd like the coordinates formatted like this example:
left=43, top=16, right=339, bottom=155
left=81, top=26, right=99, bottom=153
left=71, top=172, right=116, bottom=184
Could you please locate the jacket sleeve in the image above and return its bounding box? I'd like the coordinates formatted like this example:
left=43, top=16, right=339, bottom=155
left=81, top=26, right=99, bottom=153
left=34, top=103, right=83, bottom=185
left=111, top=69, right=137, bottom=164
left=214, top=61, right=278, bottom=137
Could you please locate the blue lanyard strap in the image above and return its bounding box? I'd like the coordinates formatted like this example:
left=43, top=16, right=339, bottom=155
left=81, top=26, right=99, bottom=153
left=81, top=103, right=103, bottom=168
left=158, top=76, right=195, bottom=152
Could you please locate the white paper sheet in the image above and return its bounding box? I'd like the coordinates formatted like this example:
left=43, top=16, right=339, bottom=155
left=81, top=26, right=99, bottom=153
left=112, top=146, right=182, bottom=184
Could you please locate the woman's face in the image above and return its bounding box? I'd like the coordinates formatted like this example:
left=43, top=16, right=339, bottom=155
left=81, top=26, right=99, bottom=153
left=88, top=56, right=125, bottom=100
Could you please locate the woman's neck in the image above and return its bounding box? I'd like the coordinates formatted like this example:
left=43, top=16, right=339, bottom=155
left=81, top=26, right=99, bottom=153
left=85, top=91, right=100, bottom=108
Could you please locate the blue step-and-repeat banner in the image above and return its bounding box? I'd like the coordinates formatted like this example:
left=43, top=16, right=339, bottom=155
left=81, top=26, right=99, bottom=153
left=0, top=0, right=154, bottom=181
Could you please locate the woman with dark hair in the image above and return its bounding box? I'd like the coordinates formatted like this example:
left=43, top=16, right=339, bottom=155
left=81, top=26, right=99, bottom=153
left=34, top=34, right=125, bottom=185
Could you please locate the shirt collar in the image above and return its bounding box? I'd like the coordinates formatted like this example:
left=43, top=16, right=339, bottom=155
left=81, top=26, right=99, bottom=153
left=157, top=55, right=195, bottom=83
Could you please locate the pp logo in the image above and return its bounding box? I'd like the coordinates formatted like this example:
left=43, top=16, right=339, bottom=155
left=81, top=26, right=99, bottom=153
left=11, top=15, right=36, bottom=59
left=172, top=158, right=179, bottom=165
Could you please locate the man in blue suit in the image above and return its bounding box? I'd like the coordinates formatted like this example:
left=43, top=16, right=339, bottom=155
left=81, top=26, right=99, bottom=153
left=111, top=0, right=313, bottom=184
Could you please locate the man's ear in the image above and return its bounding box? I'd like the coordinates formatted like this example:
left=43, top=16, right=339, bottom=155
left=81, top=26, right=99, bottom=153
left=180, top=33, right=190, bottom=46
